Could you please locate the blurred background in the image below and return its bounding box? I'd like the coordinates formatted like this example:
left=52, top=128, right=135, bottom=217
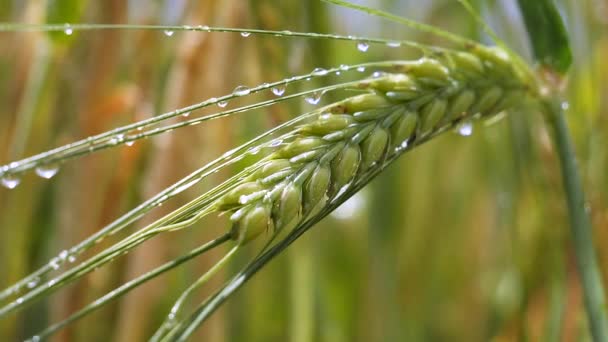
left=0, top=0, right=607, bottom=341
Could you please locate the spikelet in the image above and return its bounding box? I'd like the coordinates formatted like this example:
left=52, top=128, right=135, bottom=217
left=214, top=46, right=534, bottom=244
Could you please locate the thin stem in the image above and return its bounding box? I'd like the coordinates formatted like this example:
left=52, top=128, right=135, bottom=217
left=155, top=246, right=241, bottom=342
left=545, top=99, right=608, bottom=342
left=31, top=234, right=231, bottom=341
left=0, top=23, right=430, bottom=51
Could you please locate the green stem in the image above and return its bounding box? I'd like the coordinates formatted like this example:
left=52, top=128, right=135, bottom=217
left=545, top=99, right=608, bottom=341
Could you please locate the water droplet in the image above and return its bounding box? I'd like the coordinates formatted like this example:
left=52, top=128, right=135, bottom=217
left=49, top=258, right=61, bottom=270
left=199, top=25, right=210, bottom=32
left=109, top=134, right=125, bottom=145
left=387, top=41, right=401, bottom=48
left=561, top=101, right=570, bottom=110
left=335, top=71, right=341, bottom=75
left=312, top=67, right=328, bottom=76
left=240, top=32, right=251, bottom=37
left=63, top=24, right=73, bottom=36
left=357, top=41, right=369, bottom=52
left=248, top=146, right=261, bottom=155
left=35, top=164, right=59, bottom=179
left=372, top=71, right=383, bottom=78
left=16, top=297, right=24, bottom=304
left=1, top=175, right=20, bottom=189
left=31, top=336, right=41, bottom=342
left=271, top=85, right=286, bottom=96
left=304, top=91, right=323, bottom=105
left=164, top=30, right=174, bottom=37
left=217, top=100, right=228, bottom=108
left=339, top=64, right=349, bottom=71
left=233, top=85, right=251, bottom=96
left=27, top=277, right=40, bottom=289
left=456, top=121, right=473, bottom=136
left=125, top=140, right=135, bottom=147
left=207, top=97, right=218, bottom=104
left=182, top=112, right=190, bottom=117
left=269, top=139, right=283, bottom=147
left=356, top=66, right=366, bottom=72
left=59, top=250, right=68, bottom=260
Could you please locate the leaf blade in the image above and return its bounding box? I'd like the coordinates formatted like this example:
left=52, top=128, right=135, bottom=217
left=517, top=0, right=572, bottom=74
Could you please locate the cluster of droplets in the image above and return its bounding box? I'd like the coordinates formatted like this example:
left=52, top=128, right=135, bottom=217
left=48, top=249, right=76, bottom=271
left=1, top=161, right=63, bottom=189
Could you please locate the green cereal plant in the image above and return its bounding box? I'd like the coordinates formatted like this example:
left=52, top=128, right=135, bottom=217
left=0, top=0, right=605, bottom=340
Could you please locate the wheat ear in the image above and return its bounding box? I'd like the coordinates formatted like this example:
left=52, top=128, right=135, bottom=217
left=215, top=46, right=536, bottom=245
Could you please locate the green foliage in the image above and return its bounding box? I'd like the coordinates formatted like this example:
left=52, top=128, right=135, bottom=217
left=517, top=0, right=572, bottom=74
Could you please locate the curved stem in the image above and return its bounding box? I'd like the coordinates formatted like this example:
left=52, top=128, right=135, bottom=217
left=545, top=99, right=608, bottom=342
left=31, top=234, right=230, bottom=341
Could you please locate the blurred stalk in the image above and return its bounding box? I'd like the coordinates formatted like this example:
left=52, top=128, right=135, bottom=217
left=289, top=234, right=314, bottom=342
left=8, top=40, right=50, bottom=161
left=0, top=4, right=55, bottom=339
left=545, top=99, right=608, bottom=341
left=368, top=166, right=403, bottom=341
left=285, top=2, right=333, bottom=341
left=544, top=267, right=565, bottom=341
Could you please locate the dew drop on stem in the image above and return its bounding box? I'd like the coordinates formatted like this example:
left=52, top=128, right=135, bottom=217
left=312, top=67, right=328, bottom=76
left=269, top=139, right=283, bottom=147
left=387, top=41, right=401, bottom=48
left=1, top=175, right=20, bottom=189
left=304, top=91, right=323, bottom=105
left=456, top=121, right=473, bottom=136
left=233, top=86, right=251, bottom=96
left=240, top=32, right=251, bottom=37
left=217, top=100, right=228, bottom=108
left=27, top=277, right=40, bottom=289
left=357, top=66, right=366, bottom=72
left=164, top=30, right=174, bottom=37
left=357, top=41, right=369, bottom=52
left=271, top=85, right=286, bottom=96
left=35, top=164, right=60, bottom=179
left=63, top=24, right=73, bottom=35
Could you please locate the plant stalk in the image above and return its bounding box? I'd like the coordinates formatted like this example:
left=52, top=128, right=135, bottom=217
left=545, top=99, right=608, bottom=341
